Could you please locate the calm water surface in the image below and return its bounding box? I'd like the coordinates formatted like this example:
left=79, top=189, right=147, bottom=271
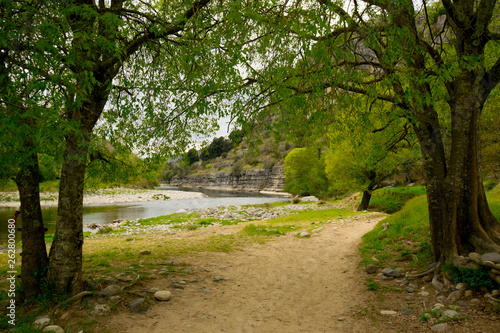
left=0, top=186, right=288, bottom=245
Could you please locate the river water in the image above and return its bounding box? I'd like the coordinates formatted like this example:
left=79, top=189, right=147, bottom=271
left=0, top=186, right=289, bottom=245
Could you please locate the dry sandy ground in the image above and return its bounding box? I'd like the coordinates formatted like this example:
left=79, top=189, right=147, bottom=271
left=105, top=216, right=385, bottom=333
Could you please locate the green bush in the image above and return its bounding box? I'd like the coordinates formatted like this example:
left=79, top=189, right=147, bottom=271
left=284, top=148, right=329, bottom=198
left=368, top=186, right=427, bottom=214
left=444, top=265, right=498, bottom=290
left=206, top=164, right=213, bottom=169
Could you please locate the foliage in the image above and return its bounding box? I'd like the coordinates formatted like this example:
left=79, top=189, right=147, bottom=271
left=368, top=186, right=427, bottom=214
left=487, top=185, right=500, bottom=219
left=200, top=137, right=234, bottom=161
left=326, top=140, right=401, bottom=195
left=85, top=143, right=162, bottom=189
left=231, top=159, right=244, bottom=177
left=228, top=128, right=247, bottom=146
left=186, top=148, right=200, bottom=165
left=443, top=265, right=498, bottom=290
left=229, top=0, right=500, bottom=261
left=38, top=154, right=62, bottom=182
left=284, top=148, right=329, bottom=198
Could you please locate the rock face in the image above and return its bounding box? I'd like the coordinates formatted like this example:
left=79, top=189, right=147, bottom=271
left=169, top=166, right=285, bottom=192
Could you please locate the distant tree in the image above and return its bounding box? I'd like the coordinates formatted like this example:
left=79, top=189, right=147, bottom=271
left=200, top=136, right=234, bottom=161
left=325, top=129, right=418, bottom=211
left=229, top=129, right=246, bottom=146
left=284, top=148, right=329, bottom=198
left=222, top=139, right=233, bottom=153
left=200, top=147, right=211, bottom=161
left=186, top=148, right=199, bottom=165
left=208, top=137, right=225, bottom=159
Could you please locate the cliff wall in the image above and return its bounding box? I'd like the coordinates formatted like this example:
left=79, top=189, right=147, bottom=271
left=169, top=166, right=286, bottom=193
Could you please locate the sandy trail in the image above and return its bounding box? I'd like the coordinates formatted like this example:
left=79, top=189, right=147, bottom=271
left=106, top=216, right=385, bottom=333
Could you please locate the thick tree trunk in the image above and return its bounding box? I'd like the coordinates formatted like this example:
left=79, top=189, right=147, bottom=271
left=418, top=73, right=500, bottom=263
left=15, top=150, right=49, bottom=299
left=357, top=190, right=372, bottom=211
left=48, top=132, right=89, bottom=294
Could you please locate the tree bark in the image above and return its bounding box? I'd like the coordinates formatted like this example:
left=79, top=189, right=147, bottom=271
left=418, top=73, right=500, bottom=263
left=48, top=131, right=89, bottom=294
left=15, top=149, right=49, bottom=299
left=357, top=190, right=372, bottom=211
left=388, top=0, right=500, bottom=265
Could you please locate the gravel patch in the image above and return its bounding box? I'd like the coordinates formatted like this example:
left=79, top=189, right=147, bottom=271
left=0, top=188, right=205, bottom=207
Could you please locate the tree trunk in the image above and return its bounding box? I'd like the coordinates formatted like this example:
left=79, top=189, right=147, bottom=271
left=15, top=150, right=48, bottom=299
left=48, top=132, right=89, bottom=294
left=418, top=73, right=500, bottom=263
left=357, top=190, right=372, bottom=211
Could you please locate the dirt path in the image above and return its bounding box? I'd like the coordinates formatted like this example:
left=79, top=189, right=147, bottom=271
left=106, top=216, right=386, bottom=332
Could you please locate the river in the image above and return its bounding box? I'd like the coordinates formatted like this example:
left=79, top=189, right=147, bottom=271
left=0, top=186, right=289, bottom=245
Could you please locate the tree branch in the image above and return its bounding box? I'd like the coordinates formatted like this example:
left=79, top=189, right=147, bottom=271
left=441, top=0, right=460, bottom=29
left=481, top=56, right=500, bottom=100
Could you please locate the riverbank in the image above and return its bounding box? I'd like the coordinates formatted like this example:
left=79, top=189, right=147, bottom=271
left=0, top=188, right=206, bottom=208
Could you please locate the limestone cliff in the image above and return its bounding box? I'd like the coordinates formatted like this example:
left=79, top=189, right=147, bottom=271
left=169, top=166, right=286, bottom=193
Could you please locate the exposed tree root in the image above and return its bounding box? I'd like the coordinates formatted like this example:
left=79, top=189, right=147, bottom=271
left=406, top=263, right=439, bottom=278
left=431, top=274, right=445, bottom=291
left=66, top=291, right=92, bottom=304
left=121, top=272, right=140, bottom=292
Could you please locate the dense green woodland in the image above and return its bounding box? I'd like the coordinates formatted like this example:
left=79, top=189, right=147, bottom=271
left=1, top=0, right=500, bottom=303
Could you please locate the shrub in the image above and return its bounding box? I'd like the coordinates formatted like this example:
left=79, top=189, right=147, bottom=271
left=262, top=155, right=277, bottom=169
left=231, top=160, right=244, bottom=177
left=206, top=164, right=213, bottom=169
left=444, top=265, right=498, bottom=290
left=185, top=148, right=199, bottom=165
left=284, top=148, right=329, bottom=198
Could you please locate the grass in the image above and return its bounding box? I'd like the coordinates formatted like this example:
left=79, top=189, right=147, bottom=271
left=77, top=206, right=362, bottom=279
left=368, top=186, right=427, bottom=214
left=360, top=195, right=432, bottom=270
left=359, top=183, right=500, bottom=273
left=242, top=224, right=296, bottom=236
left=365, top=277, right=381, bottom=291
left=486, top=184, right=500, bottom=219
left=0, top=180, right=62, bottom=193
